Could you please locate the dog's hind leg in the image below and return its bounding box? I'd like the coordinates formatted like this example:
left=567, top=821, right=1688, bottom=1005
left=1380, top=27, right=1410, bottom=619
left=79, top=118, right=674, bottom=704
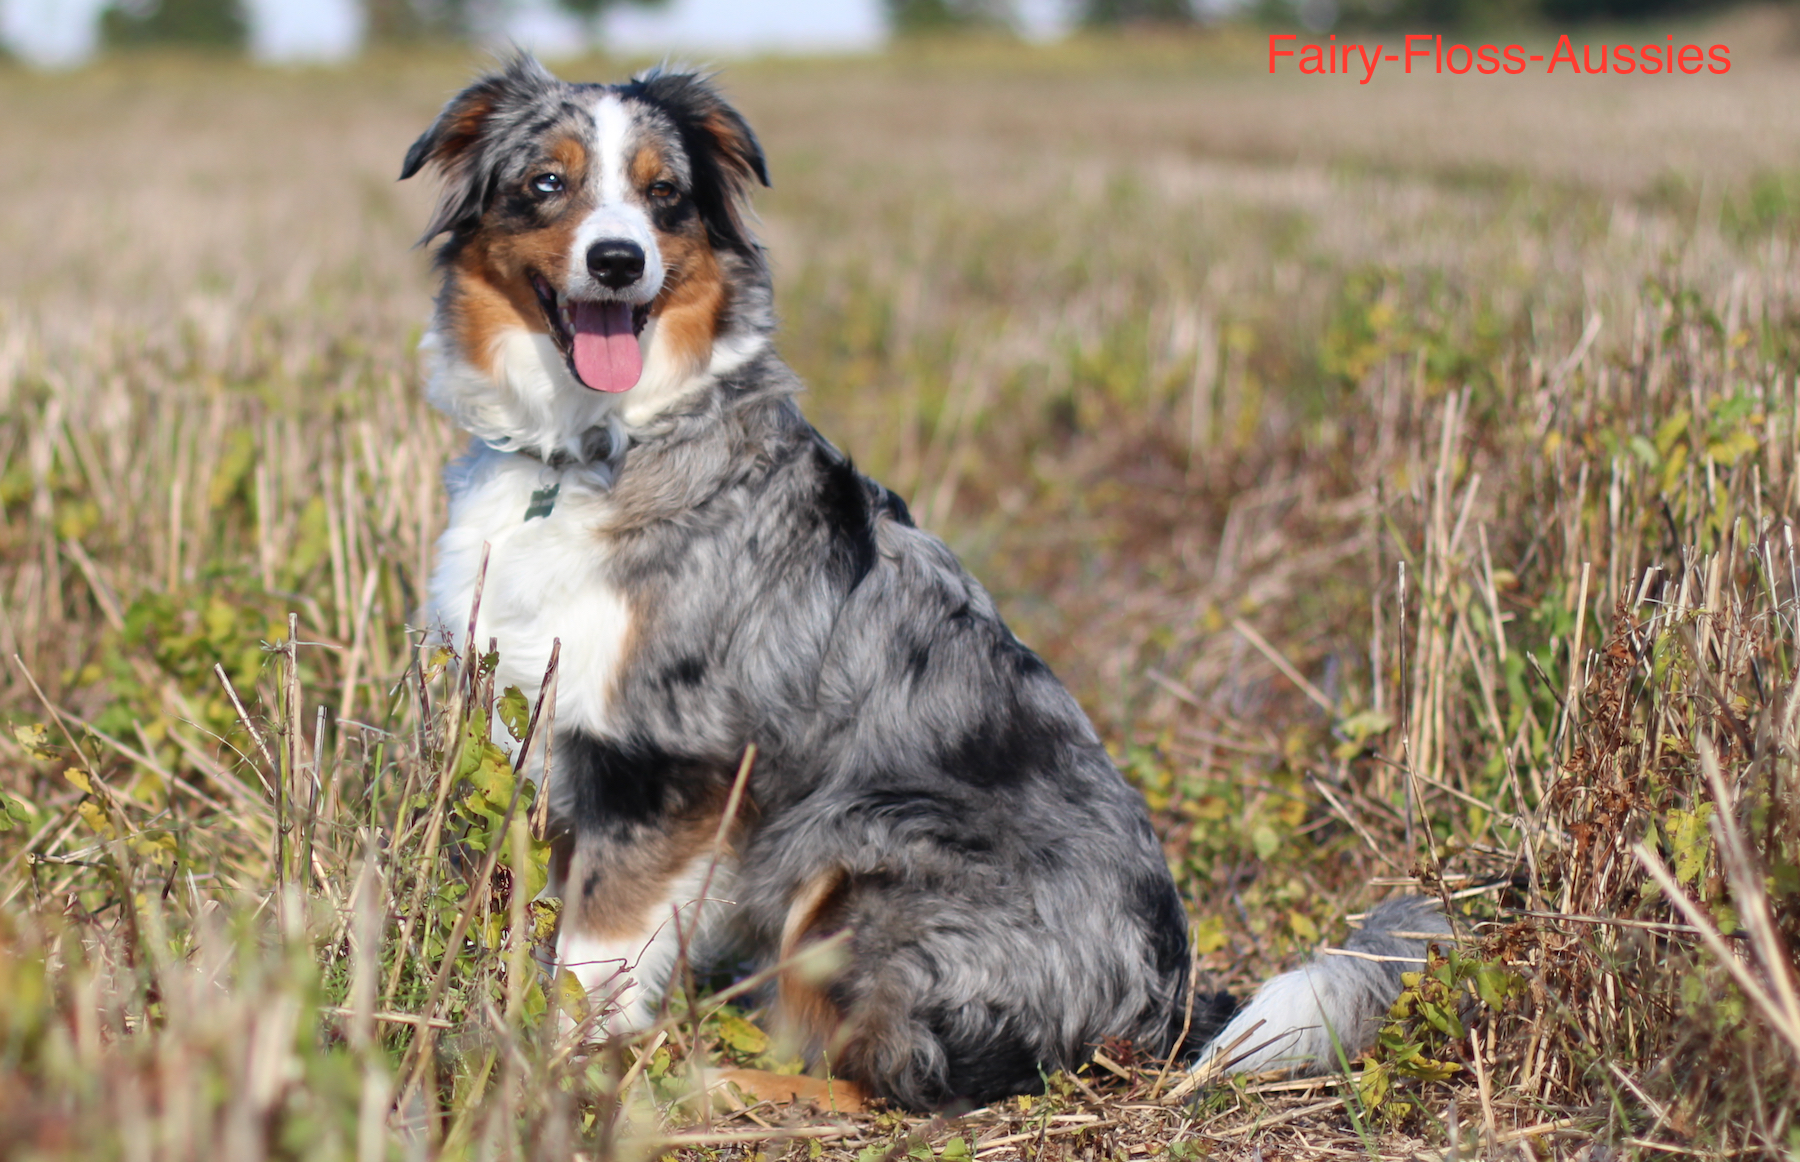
left=691, top=868, right=874, bottom=1114
left=767, top=869, right=1114, bottom=1113
left=767, top=869, right=961, bottom=1109
left=773, top=867, right=853, bottom=1050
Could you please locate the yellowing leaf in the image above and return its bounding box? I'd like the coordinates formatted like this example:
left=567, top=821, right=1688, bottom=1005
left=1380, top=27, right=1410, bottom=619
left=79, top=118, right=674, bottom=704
left=425, top=647, right=455, bottom=679
left=129, top=832, right=178, bottom=860
left=1707, top=428, right=1759, bottom=466
left=63, top=768, right=94, bottom=795
left=1670, top=805, right=1714, bottom=885
left=13, top=723, right=55, bottom=760
left=1356, top=1060, right=1392, bottom=1111
left=1288, top=910, right=1319, bottom=944
left=1659, top=442, right=1690, bottom=495
left=1191, top=913, right=1227, bottom=955
left=554, top=970, right=591, bottom=1023
left=714, top=1009, right=770, bottom=1055
left=1336, top=709, right=1392, bottom=743
left=76, top=799, right=115, bottom=839
left=1654, top=411, right=1690, bottom=456
left=530, top=898, right=561, bottom=944
left=1395, top=1055, right=1462, bottom=1082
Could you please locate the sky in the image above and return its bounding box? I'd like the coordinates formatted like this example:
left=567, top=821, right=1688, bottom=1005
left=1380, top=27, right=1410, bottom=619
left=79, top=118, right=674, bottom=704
left=0, top=0, right=1080, bottom=67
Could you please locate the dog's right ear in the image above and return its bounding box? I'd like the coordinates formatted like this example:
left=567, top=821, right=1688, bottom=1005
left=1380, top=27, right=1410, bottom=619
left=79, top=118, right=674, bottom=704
left=401, top=54, right=558, bottom=243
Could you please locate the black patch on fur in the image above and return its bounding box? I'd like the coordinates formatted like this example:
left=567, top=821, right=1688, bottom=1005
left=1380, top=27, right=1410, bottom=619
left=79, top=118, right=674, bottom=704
left=813, top=446, right=877, bottom=590
left=904, top=642, right=932, bottom=686
left=928, top=1010, right=1047, bottom=1108
left=560, top=731, right=706, bottom=832
left=1174, top=989, right=1243, bottom=1058
left=846, top=789, right=999, bottom=858
left=1134, top=875, right=1190, bottom=979
left=866, top=479, right=914, bottom=528
left=650, top=196, right=700, bottom=236
left=579, top=426, right=615, bottom=463
left=935, top=662, right=1071, bottom=789
left=1010, top=648, right=1051, bottom=678
left=664, top=655, right=708, bottom=688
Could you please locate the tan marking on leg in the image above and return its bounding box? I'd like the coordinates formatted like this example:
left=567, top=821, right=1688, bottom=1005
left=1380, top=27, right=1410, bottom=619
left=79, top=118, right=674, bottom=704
left=554, top=792, right=736, bottom=1032
left=774, top=868, right=853, bottom=1063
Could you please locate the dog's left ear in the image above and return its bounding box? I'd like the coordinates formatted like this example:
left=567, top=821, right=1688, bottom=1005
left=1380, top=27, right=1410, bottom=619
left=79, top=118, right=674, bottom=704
left=401, top=54, right=560, bottom=243
left=635, top=69, right=770, bottom=256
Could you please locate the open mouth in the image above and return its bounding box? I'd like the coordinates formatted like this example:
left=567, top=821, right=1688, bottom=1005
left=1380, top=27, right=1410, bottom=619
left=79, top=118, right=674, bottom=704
left=531, top=273, right=651, bottom=394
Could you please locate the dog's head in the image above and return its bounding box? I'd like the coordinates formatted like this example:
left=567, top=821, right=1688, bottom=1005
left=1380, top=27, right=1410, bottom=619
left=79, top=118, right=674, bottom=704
left=402, top=56, right=769, bottom=428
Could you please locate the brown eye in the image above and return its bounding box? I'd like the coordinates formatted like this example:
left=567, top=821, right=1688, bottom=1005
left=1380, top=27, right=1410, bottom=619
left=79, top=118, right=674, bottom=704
left=647, top=181, right=678, bottom=201
left=531, top=173, right=564, bottom=195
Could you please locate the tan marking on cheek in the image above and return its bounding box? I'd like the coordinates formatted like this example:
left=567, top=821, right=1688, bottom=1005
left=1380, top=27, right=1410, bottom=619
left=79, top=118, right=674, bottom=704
left=448, top=239, right=534, bottom=379
left=488, top=213, right=585, bottom=292
left=447, top=212, right=590, bottom=377
left=646, top=227, right=726, bottom=379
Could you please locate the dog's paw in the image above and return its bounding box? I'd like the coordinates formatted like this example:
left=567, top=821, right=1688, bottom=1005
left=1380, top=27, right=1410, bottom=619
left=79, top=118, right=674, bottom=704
left=707, top=1067, right=869, bottom=1114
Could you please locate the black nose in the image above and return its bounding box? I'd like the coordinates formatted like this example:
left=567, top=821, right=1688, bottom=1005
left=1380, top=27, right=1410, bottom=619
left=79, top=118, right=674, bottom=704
left=587, top=240, right=645, bottom=289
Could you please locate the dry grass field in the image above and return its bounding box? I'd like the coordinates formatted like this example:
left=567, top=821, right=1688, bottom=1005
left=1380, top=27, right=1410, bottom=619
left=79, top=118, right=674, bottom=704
left=4, top=18, right=1800, bottom=1159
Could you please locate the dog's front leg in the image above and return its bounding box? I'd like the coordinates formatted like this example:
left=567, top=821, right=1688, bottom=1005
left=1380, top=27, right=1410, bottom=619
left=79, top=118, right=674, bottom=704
left=552, top=828, right=736, bottom=1037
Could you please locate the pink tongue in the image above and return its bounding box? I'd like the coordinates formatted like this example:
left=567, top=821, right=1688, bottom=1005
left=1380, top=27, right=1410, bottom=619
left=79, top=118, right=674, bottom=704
left=570, top=301, right=641, bottom=393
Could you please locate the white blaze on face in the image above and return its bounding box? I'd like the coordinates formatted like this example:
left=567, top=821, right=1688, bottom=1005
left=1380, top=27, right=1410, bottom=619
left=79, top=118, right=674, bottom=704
left=594, top=93, right=632, bottom=206
left=561, top=93, right=664, bottom=395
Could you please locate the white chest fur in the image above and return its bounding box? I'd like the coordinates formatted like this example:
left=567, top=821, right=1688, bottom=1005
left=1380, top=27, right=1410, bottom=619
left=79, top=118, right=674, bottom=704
left=425, top=443, right=631, bottom=740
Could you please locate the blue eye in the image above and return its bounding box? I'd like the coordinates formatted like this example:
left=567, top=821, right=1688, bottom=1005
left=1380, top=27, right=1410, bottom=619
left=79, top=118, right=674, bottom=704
left=531, top=173, right=564, bottom=195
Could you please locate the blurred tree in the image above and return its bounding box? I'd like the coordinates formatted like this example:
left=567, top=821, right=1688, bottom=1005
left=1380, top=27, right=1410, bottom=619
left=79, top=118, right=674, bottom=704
left=100, top=0, right=246, bottom=49
left=1081, top=0, right=1197, bottom=24
left=363, top=0, right=670, bottom=45
left=363, top=0, right=482, bottom=42
left=556, top=0, right=673, bottom=39
left=1537, top=0, right=1726, bottom=19
left=1306, top=0, right=1725, bottom=27
left=885, top=0, right=1013, bottom=34
left=364, top=0, right=428, bottom=41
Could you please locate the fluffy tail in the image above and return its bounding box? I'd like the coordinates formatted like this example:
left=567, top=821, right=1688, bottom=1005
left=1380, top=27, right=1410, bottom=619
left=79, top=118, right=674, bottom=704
left=1191, top=896, right=1451, bottom=1075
